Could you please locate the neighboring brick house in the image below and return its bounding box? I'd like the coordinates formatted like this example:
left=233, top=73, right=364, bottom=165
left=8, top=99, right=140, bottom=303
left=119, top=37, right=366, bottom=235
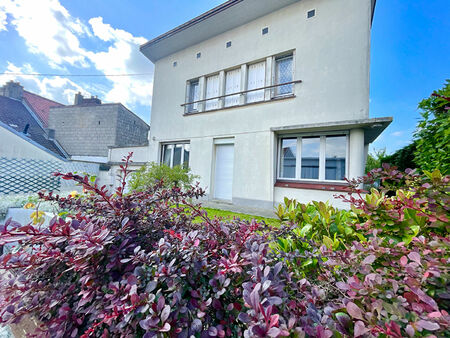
left=139, top=0, right=392, bottom=212
left=48, top=93, right=150, bottom=162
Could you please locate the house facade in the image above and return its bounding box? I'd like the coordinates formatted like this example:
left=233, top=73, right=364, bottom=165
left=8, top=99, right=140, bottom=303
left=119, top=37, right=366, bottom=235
left=140, top=0, right=391, bottom=212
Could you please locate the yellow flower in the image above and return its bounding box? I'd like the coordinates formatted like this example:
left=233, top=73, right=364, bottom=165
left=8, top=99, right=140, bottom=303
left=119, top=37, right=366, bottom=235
left=30, top=211, right=45, bottom=225
left=70, top=191, right=78, bottom=198
left=23, top=202, right=36, bottom=209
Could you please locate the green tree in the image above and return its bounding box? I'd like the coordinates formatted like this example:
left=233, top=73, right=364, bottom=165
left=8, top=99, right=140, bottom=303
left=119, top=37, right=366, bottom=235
left=128, top=162, right=199, bottom=192
left=381, top=142, right=417, bottom=171
left=365, top=148, right=387, bottom=173
left=414, top=80, right=450, bottom=174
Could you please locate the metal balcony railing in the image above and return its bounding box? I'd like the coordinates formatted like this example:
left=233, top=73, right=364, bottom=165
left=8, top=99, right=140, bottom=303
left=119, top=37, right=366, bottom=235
left=181, top=79, right=302, bottom=108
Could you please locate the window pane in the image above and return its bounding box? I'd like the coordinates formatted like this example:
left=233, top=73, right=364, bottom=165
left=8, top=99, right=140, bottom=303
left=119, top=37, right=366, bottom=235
left=173, top=145, right=183, bottom=166
left=325, top=136, right=346, bottom=180
left=188, top=81, right=199, bottom=112
left=183, top=144, right=190, bottom=169
left=205, top=75, right=220, bottom=110
left=275, top=56, right=293, bottom=96
left=247, top=62, right=266, bottom=103
left=162, top=145, right=173, bottom=166
left=280, top=138, right=297, bottom=179
left=225, top=69, right=241, bottom=107
left=301, top=137, right=320, bottom=179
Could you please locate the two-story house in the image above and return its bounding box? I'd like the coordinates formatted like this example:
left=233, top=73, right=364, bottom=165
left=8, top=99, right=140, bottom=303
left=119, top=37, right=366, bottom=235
left=140, top=0, right=392, bottom=212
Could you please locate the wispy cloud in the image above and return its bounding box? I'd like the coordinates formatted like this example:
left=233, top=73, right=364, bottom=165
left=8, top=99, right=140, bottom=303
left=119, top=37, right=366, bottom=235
left=4, top=62, right=89, bottom=104
left=390, top=131, right=404, bottom=137
left=0, top=0, right=153, bottom=111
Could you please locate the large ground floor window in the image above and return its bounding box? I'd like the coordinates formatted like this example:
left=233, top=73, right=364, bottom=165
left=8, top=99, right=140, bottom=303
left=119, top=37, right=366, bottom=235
left=278, top=134, right=347, bottom=181
left=161, top=142, right=190, bottom=168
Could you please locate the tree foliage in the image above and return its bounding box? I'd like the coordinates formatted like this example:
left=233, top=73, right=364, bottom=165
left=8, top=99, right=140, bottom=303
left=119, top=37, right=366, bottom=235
left=128, top=162, right=199, bottom=192
left=414, top=80, right=450, bottom=174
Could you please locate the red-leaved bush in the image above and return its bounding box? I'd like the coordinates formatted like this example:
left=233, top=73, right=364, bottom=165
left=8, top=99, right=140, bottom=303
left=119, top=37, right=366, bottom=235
left=0, top=155, right=449, bottom=337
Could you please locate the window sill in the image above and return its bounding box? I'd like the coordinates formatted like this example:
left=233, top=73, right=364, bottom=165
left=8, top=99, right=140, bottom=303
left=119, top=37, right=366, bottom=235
left=184, top=94, right=295, bottom=116
left=275, top=180, right=350, bottom=192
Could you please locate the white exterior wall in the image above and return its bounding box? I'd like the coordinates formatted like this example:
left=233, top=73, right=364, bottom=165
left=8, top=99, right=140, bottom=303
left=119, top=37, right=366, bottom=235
left=147, top=0, right=373, bottom=210
left=0, top=126, right=62, bottom=161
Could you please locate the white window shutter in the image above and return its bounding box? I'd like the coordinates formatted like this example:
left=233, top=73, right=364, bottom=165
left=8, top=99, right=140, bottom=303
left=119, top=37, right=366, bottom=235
left=206, top=75, right=220, bottom=110
left=225, top=69, right=241, bottom=107
left=247, top=62, right=266, bottom=103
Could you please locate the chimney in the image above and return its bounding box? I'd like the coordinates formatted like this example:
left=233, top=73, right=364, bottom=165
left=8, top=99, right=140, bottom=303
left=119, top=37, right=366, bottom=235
left=46, top=128, right=55, bottom=140
left=74, top=92, right=102, bottom=105
left=0, top=81, right=24, bottom=100
left=74, top=92, right=84, bottom=105
left=23, top=123, right=30, bottom=135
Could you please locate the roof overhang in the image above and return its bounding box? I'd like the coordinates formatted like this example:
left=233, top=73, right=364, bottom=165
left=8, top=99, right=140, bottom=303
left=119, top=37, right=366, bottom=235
left=271, top=117, right=392, bottom=144
left=140, top=0, right=378, bottom=63
left=140, top=0, right=302, bottom=63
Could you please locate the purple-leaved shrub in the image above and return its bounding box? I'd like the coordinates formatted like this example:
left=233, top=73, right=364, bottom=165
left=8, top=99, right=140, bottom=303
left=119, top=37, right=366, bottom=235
left=0, top=155, right=448, bottom=337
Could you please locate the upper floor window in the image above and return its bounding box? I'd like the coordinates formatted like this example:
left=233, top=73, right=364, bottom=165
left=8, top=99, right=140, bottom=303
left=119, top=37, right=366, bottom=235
left=247, top=61, right=266, bottom=103
left=225, top=68, right=241, bottom=107
left=187, top=80, right=199, bottom=112
left=278, top=134, right=347, bottom=181
left=205, top=74, right=220, bottom=110
left=161, top=142, right=190, bottom=169
left=183, top=51, right=298, bottom=113
left=274, top=54, right=293, bottom=96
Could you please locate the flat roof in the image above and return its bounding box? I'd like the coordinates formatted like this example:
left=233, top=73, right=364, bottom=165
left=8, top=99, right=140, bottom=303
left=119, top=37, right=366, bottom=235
left=140, top=0, right=301, bottom=63
left=271, top=117, right=393, bottom=144
left=140, top=0, right=377, bottom=63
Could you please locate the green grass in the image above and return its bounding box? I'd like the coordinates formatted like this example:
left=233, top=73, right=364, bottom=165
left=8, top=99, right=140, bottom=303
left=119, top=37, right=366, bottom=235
left=199, top=207, right=280, bottom=227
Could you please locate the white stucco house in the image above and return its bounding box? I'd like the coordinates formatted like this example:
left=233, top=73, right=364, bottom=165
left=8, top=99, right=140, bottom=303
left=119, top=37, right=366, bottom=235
left=139, top=0, right=392, bottom=212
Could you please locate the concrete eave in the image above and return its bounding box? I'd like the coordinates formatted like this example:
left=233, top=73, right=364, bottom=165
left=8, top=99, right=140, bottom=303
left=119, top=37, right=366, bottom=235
left=271, top=117, right=393, bottom=144
left=140, top=0, right=301, bottom=63
left=140, top=0, right=377, bottom=63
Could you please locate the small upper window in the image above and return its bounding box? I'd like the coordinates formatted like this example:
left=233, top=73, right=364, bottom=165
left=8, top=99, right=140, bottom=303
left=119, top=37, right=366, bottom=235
left=274, top=54, right=293, bottom=96
left=262, top=27, right=269, bottom=35
left=187, top=80, right=199, bottom=112
left=307, top=9, right=316, bottom=18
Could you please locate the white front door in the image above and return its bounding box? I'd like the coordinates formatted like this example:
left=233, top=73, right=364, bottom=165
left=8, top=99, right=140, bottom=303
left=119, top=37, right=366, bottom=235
left=214, top=144, right=234, bottom=200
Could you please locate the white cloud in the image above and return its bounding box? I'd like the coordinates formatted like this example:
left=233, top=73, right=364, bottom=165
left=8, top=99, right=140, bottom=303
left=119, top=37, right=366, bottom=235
left=86, top=17, right=153, bottom=107
left=0, top=0, right=153, bottom=111
left=0, top=7, right=7, bottom=31
left=2, top=62, right=89, bottom=104
left=391, top=131, right=404, bottom=137
left=1, top=0, right=90, bottom=68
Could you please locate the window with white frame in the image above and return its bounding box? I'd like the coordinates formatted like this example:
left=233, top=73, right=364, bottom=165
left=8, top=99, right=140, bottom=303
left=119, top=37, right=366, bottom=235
left=247, top=61, right=266, bottom=103
left=278, top=134, right=347, bottom=181
left=205, top=74, right=220, bottom=110
left=225, top=68, right=241, bottom=107
left=187, top=80, right=199, bottom=112
left=161, top=143, right=190, bottom=168
left=274, top=54, right=293, bottom=96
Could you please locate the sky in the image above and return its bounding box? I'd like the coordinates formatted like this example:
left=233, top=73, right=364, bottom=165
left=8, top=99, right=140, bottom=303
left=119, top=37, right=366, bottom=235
left=0, top=0, right=448, bottom=154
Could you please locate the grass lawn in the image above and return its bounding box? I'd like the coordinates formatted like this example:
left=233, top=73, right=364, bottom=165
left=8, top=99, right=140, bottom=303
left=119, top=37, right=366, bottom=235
left=199, top=207, right=281, bottom=227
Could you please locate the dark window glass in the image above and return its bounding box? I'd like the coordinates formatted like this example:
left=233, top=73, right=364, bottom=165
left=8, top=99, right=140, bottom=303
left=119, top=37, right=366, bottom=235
left=325, top=136, right=346, bottom=180
left=301, top=137, right=320, bottom=179
left=280, top=138, right=297, bottom=179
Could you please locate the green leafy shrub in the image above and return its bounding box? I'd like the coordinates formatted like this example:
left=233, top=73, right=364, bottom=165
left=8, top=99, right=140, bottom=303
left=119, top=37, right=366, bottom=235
left=274, top=199, right=362, bottom=251
left=341, top=165, right=450, bottom=243
left=415, top=80, right=450, bottom=174
left=128, top=162, right=199, bottom=192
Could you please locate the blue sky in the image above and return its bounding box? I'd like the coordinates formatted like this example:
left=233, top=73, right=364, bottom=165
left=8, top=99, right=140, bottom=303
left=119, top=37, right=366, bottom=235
left=0, top=0, right=448, bottom=154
